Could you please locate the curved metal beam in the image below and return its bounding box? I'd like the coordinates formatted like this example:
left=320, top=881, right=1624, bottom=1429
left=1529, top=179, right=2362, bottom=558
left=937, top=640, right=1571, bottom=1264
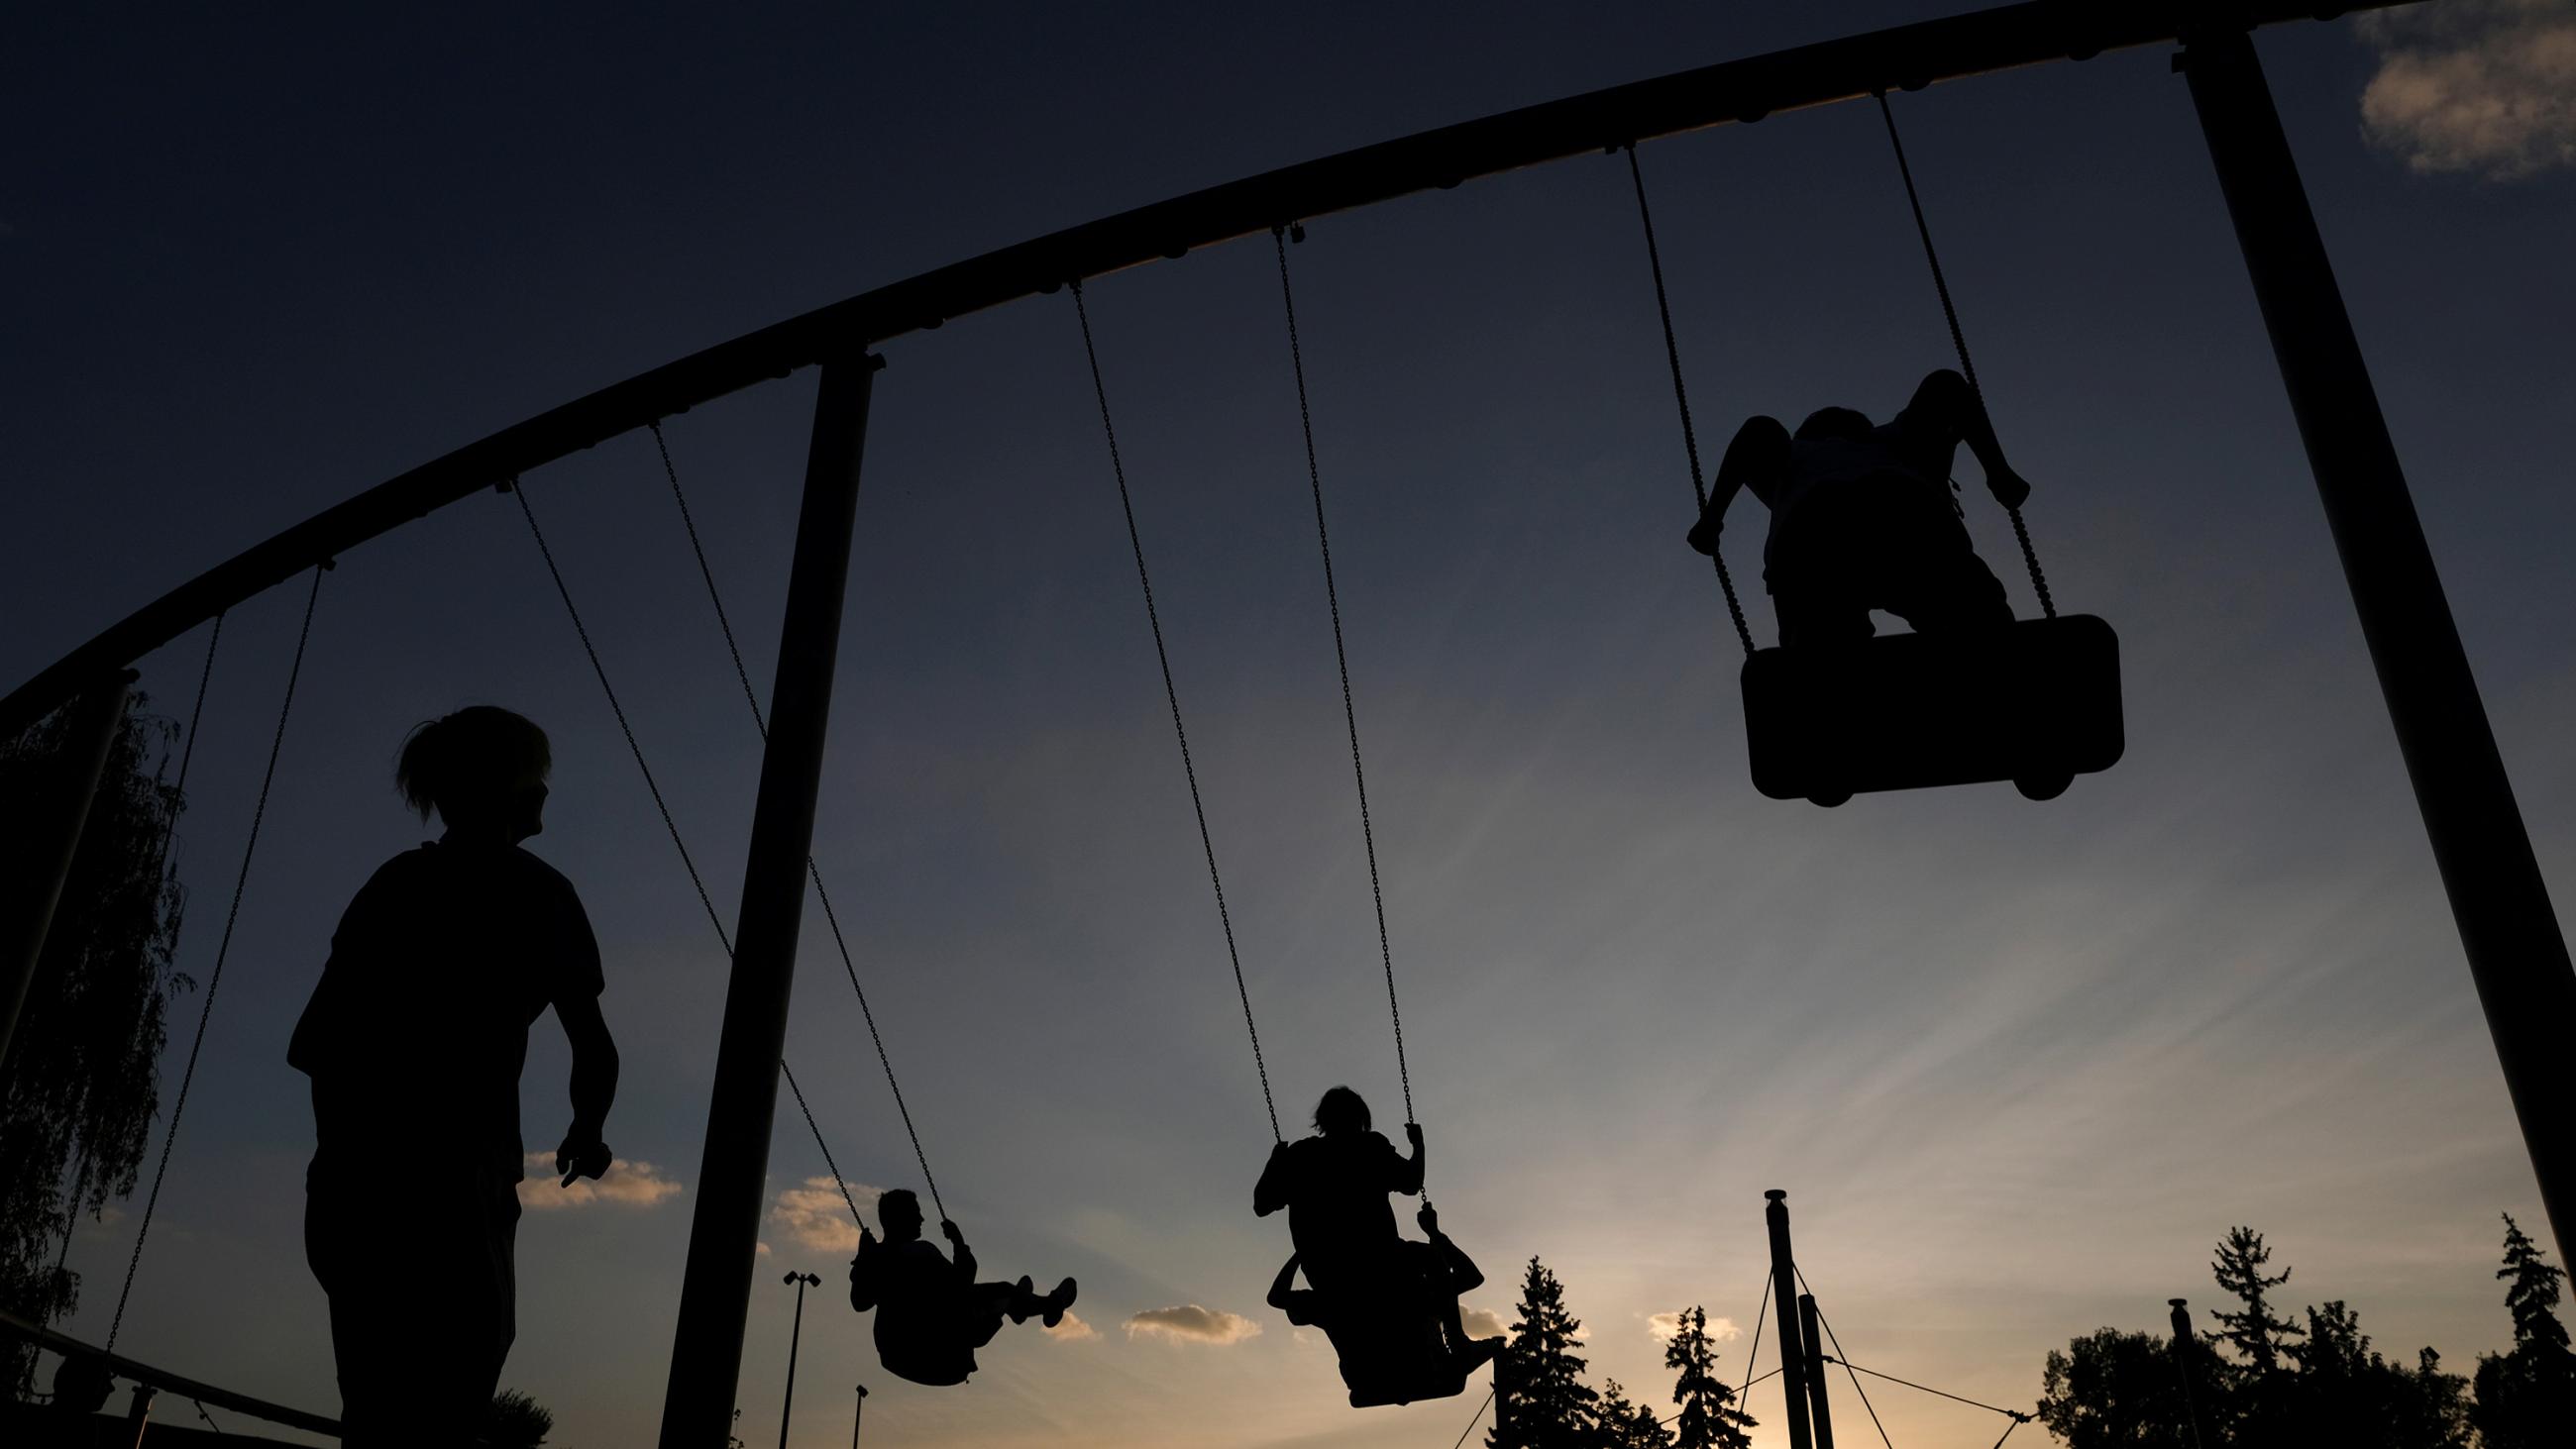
left=0, top=1305, right=341, bottom=1437
left=1, top=0, right=2391, bottom=736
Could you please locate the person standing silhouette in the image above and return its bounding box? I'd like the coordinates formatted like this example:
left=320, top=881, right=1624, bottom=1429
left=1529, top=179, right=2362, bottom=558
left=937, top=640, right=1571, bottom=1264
left=289, top=707, right=618, bottom=1447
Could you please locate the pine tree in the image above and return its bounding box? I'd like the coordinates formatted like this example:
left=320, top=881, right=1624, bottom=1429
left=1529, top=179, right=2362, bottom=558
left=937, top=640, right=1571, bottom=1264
left=2472, top=1213, right=2576, bottom=1449
left=2207, top=1225, right=2303, bottom=1375
left=1489, top=1256, right=1599, bottom=1449
left=1593, top=1379, right=1672, bottom=1449
left=1663, top=1305, right=1755, bottom=1449
left=2497, top=1212, right=2569, bottom=1354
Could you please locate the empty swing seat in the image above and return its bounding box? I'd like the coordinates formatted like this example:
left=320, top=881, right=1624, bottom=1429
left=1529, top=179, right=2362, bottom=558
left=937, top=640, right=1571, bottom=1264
left=1741, top=613, right=2122, bottom=805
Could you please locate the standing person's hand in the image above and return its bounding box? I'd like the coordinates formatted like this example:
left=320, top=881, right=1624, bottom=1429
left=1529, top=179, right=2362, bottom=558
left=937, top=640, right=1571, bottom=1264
left=556, top=1127, right=612, bottom=1186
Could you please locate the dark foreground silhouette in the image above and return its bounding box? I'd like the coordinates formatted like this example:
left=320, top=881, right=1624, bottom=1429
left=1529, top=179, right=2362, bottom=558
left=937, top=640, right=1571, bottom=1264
left=1687, top=368, right=2123, bottom=805
left=1269, top=1201, right=1503, bottom=1407
left=1255, top=1087, right=1495, bottom=1405
left=847, top=1189, right=1075, bottom=1387
left=287, top=707, right=618, bottom=1447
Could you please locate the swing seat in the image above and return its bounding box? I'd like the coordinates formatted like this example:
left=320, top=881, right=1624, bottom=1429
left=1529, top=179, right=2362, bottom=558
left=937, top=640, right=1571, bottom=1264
left=1335, top=1320, right=1476, bottom=1408
left=1741, top=613, right=2122, bottom=805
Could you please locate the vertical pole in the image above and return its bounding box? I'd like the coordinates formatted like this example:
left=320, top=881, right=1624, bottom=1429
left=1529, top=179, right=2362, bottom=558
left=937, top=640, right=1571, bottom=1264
left=2180, top=27, right=2576, bottom=1260
left=779, top=1274, right=817, bottom=1449
left=851, top=1385, right=867, bottom=1449
left=1766, top=1190, right=1816, bottom=1449
left=1798, top=1293, right=1837, bottom=1449
left=0, top=673, right=130, bottom=1078
left=123, top=1382, right=157, bottom=1449
left=659, top=354, right=884, bottom=1449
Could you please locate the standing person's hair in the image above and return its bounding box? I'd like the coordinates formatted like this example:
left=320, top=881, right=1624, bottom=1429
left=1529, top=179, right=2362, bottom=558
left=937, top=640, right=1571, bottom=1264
left=1313, top=1086, right=1371, bottom=1136
left=395, top=707, right=552, bottom=821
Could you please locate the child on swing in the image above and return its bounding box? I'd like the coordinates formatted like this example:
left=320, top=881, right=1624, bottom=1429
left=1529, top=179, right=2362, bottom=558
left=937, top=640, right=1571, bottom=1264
left=848, top=1189, right=1076, bottom=1386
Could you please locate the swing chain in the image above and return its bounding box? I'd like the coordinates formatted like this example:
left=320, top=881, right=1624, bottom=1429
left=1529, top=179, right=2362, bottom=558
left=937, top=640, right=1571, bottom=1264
left=516, top=474, right=889, bottom=1224
left=649, top=423, right=948, bottom=1221
left=1874, top=90, right=2057, bottom=620
left=1623, top=144, right=1758, bottom=657
left=1271, top=226, right=1417, bottom=1132
left=1071, top=278, right=1285, bottom=1145
left=107, top=568, right=323, bottom=1353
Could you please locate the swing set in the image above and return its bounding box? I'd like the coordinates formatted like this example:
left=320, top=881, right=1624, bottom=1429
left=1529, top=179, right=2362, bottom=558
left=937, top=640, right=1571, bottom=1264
left=5, top=4, right=2570, bottom=1444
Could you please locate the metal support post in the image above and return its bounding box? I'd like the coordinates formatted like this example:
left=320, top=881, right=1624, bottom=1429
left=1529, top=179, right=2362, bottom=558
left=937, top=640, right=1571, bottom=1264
left=0, top=673, right=130, bottom=1077
left=1799, top=1293, right=1837, bottom=1449
left=658, top=354, right=884, bottom=1448
left=2180, top=28, right=2576, bottom=1259
left=851, top=1385, right=867, bottom=1448
left=779, top=1272, right=820, bottom=1449
left=1766, top=1190, right=1816, bottom=1449
left=123, top=1381, right=157, bottom=1449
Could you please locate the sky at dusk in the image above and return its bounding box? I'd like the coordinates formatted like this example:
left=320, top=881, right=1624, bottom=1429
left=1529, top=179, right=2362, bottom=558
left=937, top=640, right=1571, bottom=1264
left=6, top=3, right=2574, bottom=1447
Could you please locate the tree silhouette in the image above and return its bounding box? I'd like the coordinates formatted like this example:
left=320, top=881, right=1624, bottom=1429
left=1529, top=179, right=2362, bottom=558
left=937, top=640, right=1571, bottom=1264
left=2207, top=1226, right=2301, bottom=1375
left=1593, top=1379, right=1672, bottom=1449
left=2037, top=1328, right=2204, bottom=1448
left=2471, top=1213, right=2576, bottom=1449
left=487, top=1388, right=555, bottom=1448
left=2278, top=1300, right=2470, bottom=1449
left=1663, top=1305, right=1753, bottom=1449
left=1489, top=1256, right=1598, bottom=1449
left=0, top=698, right=188, bottom=1394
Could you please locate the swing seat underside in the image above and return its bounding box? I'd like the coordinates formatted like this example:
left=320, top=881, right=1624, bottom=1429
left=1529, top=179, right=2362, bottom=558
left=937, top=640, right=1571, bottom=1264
left=1741, top=613, right=2123, bottom=805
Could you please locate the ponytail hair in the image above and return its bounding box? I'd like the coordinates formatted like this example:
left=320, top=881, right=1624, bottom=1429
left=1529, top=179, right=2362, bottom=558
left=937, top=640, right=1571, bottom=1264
left=395, top=706, right=551, bottom=821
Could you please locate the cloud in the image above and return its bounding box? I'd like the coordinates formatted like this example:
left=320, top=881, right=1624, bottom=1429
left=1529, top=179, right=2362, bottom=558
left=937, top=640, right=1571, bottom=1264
left=517, top=1155, right=683, bottom=1210
left=1647, top=1311, right=1742, bottom=1343
left=1462, top=1306, right=1509, bottom=1340
left=769, top=1178, right=884, bottom=1254
left=2358, top=0, right=2576, bottom=178
left=1043, top=1310, right=1100, bottom=1342
left=1125, top=1305, right=1263, bottom=1346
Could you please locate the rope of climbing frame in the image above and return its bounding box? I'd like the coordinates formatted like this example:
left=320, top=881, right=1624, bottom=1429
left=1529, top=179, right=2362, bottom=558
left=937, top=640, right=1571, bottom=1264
left=1874, top=90, right=2056, bottom=621
left=107, top=568, right=324, bottom=1353
left=1800, top=1265, right=2035, bottom=1443
left=1069, top=277, right=1283, bottom=1144
left=512, top=477, right=891, bottom=1221
left=53, top=612, right=226, bottom=1285
left=645, top=422, right=947, bottom=1222
left=1271, top=226, right=1418, bottom=1135
left=1794, top=1265, right=1894, bottom=1449
left=1624, top=144, right=1757, bottom=657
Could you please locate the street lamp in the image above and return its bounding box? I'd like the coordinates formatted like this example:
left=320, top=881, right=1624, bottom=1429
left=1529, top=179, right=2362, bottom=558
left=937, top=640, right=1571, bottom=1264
left=778, top=1272, right=821, bottom=1449
left=851, top=1384, right=869, bottom=1448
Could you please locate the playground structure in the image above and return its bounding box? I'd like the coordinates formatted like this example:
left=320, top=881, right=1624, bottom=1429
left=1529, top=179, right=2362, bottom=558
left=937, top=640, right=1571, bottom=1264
left=4, top=2, right=2569, bottom=1443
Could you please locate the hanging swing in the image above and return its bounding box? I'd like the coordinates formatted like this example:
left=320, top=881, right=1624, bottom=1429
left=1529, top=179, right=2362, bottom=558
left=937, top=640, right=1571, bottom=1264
left=1628, top=96, right=2124, bottom=808
left=1070, top=245, right=1486, bottom=1411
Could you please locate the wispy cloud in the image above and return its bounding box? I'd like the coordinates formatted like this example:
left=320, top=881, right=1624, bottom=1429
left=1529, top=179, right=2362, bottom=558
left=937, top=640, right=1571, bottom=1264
left=1646, top=1311, right=1741, bottom=1343
left=1126, top=1305, right=1262, bottom=1346
left=516, top=1155, right=683, bottom=1210
left=1044, top=1309, right=1101, bottom=1342
left=769, top=1178, right=883, bottom=1254
left=2358, top=0, right=2576, bottom=178
left=1462, top=1306, right=1508, bottom=1340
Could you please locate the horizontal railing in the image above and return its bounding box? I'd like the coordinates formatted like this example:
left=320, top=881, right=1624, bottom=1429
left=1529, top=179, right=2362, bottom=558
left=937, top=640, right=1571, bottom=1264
left=0, top=1305, right=341, bottom=1438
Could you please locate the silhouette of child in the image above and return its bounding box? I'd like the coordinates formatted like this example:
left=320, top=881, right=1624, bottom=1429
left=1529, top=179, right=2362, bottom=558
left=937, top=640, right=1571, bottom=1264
left=1268, top=1201, right=1501, bottom=1398
left=1686, top=368, right=2029, bottom=647
left=288, top=706, right=619, bottom=1448
left=847, top=1189, right=1076, bottom=1387
left=1253, top=1087, right=1424, bottom=1296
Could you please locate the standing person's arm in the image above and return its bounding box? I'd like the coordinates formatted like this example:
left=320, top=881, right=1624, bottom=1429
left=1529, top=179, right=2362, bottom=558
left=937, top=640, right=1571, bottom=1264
left=1689, top=416, right=1791, bottom=555
left=554, top=993, right=618, bottom=1183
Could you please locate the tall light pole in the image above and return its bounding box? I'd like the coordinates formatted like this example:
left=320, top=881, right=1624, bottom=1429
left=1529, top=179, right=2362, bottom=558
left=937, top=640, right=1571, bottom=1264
left=777, top=1272, right=820, bottom=1449
left=850, top=1385, right=868, bottom=1448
